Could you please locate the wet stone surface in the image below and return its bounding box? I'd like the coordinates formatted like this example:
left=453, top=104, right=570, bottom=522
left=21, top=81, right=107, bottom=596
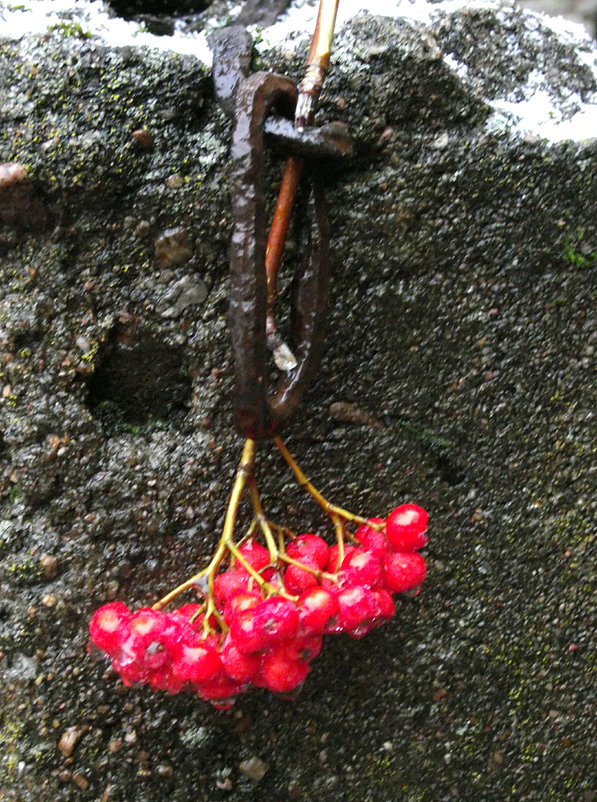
left=0, top=3, right=596, bottom=801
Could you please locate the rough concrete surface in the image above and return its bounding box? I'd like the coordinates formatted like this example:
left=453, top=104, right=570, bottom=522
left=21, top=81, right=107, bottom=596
left=0, top=2, right=595, bottom=801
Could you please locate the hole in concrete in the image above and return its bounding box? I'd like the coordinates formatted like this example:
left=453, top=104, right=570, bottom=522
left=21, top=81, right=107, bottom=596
left=435, top=454, right=466, bottom=486
left=86, top=326, right=192, bottom=435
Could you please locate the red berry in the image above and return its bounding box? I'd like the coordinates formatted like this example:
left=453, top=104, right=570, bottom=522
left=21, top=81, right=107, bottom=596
left=229, top=608, right=268, bottom=654
left=386, top=504, right=429, bottom=551
left=345, top=620, right=377, bottom=639
left=297, top=587, right=340, bottom=635
left=341, top=549, right=382, bottom=588
left=326, top=544, right=356, bottom=573
left=223, top=591, right=260, bottom=626
left=174, top=604, right=202, bottom=623
left=283, top=556, right=321, bottom=595
left=170, top=641, right=222, bottom=685
left=237, top=539, right=271, bottom=573
left=89, top=602, right=131, bottom=656
left=283, top=634, right=323, bottom=663
left=382, top=551, right=427, bottom=593
left=213, top=569, right=251, bottom=608
left=230, top=596, right=299, bottom=654
left=147, top=663, right=186, bottom=694
left=286, top=534, right=329, bottom=568
left=123, top=610, right=175, bottom=667
left=111, top=654, right=147, bottom=686
left=128, top=608, right=169, bottom=642
left=258, top=647, right=310, bottom=693
left=372, top=588, right=396, bottom=621
left=220, top=635, right=261, bottom=683
left=256, top=596, right=300, bottom=640
left=336, top=585, right=378, bottom=633
left=169, top=609, right=205, bottom=642
left=196, top=674, right=244, bottom=707
left=355, top=519, right=390, bottom=558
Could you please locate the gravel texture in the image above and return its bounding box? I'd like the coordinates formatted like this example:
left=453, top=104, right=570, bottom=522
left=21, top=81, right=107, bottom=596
left=0, top=3, right=595, bottom=801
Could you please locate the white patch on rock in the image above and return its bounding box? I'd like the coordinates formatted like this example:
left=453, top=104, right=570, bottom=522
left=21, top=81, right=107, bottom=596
left=0, top=0, right=212, bottom=62
left=261, top=0, right=597, bottom=144
left=2, top=0, right=597, bottom=143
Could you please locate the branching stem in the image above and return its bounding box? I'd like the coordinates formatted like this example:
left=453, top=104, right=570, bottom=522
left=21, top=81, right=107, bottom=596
left=153, top=439, right=256, bottom=611
left=274, top=436, right=373, bottom=528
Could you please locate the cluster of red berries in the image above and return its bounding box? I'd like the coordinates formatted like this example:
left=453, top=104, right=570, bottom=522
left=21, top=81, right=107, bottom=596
left=89, top=504, right=428, bottom=708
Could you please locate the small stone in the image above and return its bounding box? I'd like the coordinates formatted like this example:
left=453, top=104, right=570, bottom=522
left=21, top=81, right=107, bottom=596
left=100, top=784, right=114, bottom=802
left=329, top=401, right=383, bottom=429
left=158, top=275, right=208, bottom=318
left=134, top=220, right=151, bottom=238
left=179, top=725, right=214, bottom=749
left=157, top=764, right=173, bottom=777
left=107, top=739, right=123, bottom=753
left=154, top=227, right=193, bottom=268
left=131, top=128, right=154, bottom=150
left=238, top=756, right=269, bottom=782
left=58, top=726, right=85, bottom=758
left=0, top=162, right=27, bottom=185
left=40, top=553, right=58, bottom=579
left=124, top=729, right=137, bottom=744
left=0, top=162, right=47, bottom=229
left=71, top=771, right=89, bottom=791
left=432, top=131, right=450, bottom=149
left=41, top=594, right=57, bottom=608
left=75, top=336, right=92, bottom=353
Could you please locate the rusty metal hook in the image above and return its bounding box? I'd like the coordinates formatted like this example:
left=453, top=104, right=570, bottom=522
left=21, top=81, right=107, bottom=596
left=229, top=71, right=340, bottom=439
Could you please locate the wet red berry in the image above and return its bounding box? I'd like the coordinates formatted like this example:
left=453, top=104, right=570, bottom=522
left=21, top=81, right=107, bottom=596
left=372, top=588, right=396, bottom=621
left=229, top=608, right=268, bottom=654
left=258, top=647, right=310, bottom=693
left=286, top=534, right=329, bottom=568
left=148, top=663, right=186, bottom=694
left=111, top=654, right=147, bottom=686
left=355, top=518, right=390, bottom=558
left=237, top=539, right=271, bottom=573
left=326, top=544, right=356, bottom=572
left=297, top=587, right=340, bottom=635
left=196, top=674, right=244, bottom=707
left=341, top=548, right=382, bottom=588
left=223, top=591, right=260, bottom=626
left=382, top=551, right=427, bottom=593
left=89, top=602, right=131, bottom=656
left=213, top=569, right=251, bottom=607
left=386, top=504, right=429, bottom=551
left=283, top=555, right=321, bottom=595
left=255, top=596, right=300, bottom=641
left=229, top=596, right=299, bottom=654
left=220, top=635, right=261, bottom=683
left=174, top=604, right=202, bottom=622
left=170, top=641, right=222, bottom=685
left=336, top=585, right=378, bottom=633
left=122, top=608, right=181, bottom=669
left=283, top=634, right=323, bottom=663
